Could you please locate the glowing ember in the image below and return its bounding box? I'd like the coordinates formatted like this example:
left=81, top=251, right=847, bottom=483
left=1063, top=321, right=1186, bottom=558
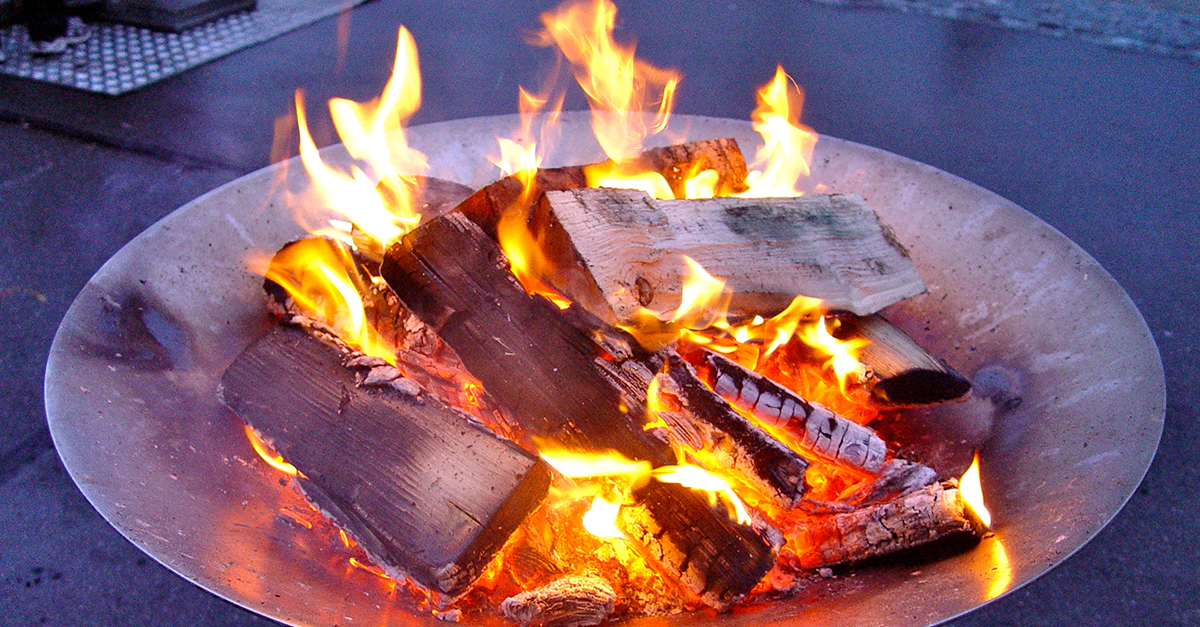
left=960, top=452, right=992, bottom=528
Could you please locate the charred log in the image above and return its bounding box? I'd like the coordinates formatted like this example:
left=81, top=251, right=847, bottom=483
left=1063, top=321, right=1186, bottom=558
left=542, top=187, right=926, bottom=319
left=501, top=574, right=617, bottom=627
left=651, top=353, right=810, bottom=508
left=380, top=212, right=776, bottom=609
left=779, top=481, right=985, bottom=571
left=690, top=348, right=887, bottom=475
left=218, top=324, right=551, bottom=599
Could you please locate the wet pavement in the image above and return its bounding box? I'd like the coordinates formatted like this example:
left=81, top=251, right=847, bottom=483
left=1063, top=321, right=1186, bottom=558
left=2, top=0, right=1197, bottom=625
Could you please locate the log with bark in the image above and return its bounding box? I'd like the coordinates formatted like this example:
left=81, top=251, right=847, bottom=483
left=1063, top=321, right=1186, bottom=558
left=540, top=187, right=926, bottom=320
left=218, top=323, right=552, bottom=599
left=380, top=212, right=776, bottom=609
left=779, top=480, right=986, bottom=571
left=688, top=347, right=888, bottom=476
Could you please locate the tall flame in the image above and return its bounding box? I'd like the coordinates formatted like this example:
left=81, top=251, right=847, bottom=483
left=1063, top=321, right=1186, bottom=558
left=741, top=66, right=818, bottom=198
left=960, top=452, right=992, bottom=528
left=536, top=0, right=679, bottom=164
left=293, top=26, right=429, bottom=247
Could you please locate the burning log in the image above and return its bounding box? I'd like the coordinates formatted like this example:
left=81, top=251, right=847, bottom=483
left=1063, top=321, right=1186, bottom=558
left=218, top=323, right=552, bottom=599
left=379, top=212, right=776, bottom=609
left=456, top=137, right=750, bottom=237
left=541, top=187, right=926, bottom=319
left=501, top=574, right=617, bottom=627
left=690, top=348, right=887, bottom=476
left=779, top=480, right=985, bottom=571
left=823, top=313, right=971, bottom=407
left=651, top=353, right=810, bottom=508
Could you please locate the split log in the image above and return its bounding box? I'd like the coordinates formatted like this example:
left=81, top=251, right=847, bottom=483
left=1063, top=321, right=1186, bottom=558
left=501, top=575, right=617, bottom=627
left=824, top=313, right=971, bottom=407
left=689, top=348, right=887, bottom=475
left=380, top=212, right=775, bottom=609
left=456, top=137, right=750, bottom=237
left=542, top=188, right=926, bottom=319
left=779, top=481, right=985, bottom=571
left=650, top=353, right=810, bottom=508
left=218, top=324, right=552, bottom=599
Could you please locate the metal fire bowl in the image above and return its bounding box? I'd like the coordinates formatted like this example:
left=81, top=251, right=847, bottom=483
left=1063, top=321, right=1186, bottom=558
left=45, top=113, right=1164, bottom=627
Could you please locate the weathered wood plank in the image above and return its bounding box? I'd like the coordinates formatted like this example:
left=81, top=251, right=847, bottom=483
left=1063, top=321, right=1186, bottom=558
left=543, top=188, right=926, bottom=319
left=218, top=324, right=551, bottom=599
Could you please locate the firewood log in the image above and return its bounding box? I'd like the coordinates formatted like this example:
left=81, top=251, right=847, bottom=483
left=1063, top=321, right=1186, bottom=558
left=779, top=480, right=985, bottom=571
left=541, top=187, right=926, bottom=319
left=651, top=353, right=810, bottom=508
left=379, top=212, right=775, bottom=609
left=689, top=348, right=888, bottom=475
left=218, top=324, right=551, bottom=599
left=823, top=312, right=971, bottom=407
left=456, top=137, right=750, bottom=237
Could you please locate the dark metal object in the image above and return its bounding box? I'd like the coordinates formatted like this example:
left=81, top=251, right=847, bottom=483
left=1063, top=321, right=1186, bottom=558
left=44, top=114, right=1164, bottom=627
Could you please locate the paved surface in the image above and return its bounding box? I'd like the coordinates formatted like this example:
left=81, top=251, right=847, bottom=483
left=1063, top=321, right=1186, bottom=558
left=2, top=0, right=1198, bottom=625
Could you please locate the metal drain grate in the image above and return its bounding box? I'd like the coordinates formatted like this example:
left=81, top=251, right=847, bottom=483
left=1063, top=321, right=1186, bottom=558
left=0, top=0, right=366, bottom=95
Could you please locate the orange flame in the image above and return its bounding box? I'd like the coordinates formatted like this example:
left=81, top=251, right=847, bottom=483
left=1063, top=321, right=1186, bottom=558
left=261, top=238, right=395, bottom=362
left=581, top=495, right=625, bottom=538
left=960, top=452, right=992, bottom=528
left=292, top=25, right=429, bottom=247
left=538, top=446, right=751, bottom=528
left=536, top=0, right=679, bottom=164
left=243, top=424, right=298, bottom=477
left=740, top=66, right=818, bottom=198
left=795, top=316, right=868, bottom=393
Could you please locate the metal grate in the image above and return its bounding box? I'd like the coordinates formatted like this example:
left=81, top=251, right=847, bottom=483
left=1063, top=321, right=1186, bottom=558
left=0, top=0, right=366, bottom=96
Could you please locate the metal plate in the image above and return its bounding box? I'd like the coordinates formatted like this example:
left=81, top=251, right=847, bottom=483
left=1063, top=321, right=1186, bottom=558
left=44, top=113, right=1165, bottom=627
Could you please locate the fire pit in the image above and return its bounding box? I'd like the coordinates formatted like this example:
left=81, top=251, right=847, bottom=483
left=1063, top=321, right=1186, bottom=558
left=44, top=111, right=1163, bottom=626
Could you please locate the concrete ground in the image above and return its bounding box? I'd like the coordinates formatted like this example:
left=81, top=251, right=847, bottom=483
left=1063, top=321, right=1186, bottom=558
left=1, top=0, right=1198, bottom=625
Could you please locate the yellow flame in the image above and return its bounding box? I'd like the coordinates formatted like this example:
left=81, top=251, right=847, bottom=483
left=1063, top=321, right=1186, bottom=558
left=653, top=465, right=751, bottom=525
left=582, top=495, right=625, bottom=538
left=243, top=424, right=298, bottom=476
left=583, top=162, right=674, bottom=199
left=540, top=448, right=653, bottom=479
left=683, top=167, right=720, bottom=200
left=618, top=255, right=732, bottom=350
left=262, top=238, right=395, bottom=362
left=536, top=0, right=680, bottom=163
left=293, top=26, right=429, bottom=248
left=960, top=452, right=992, bottom=528
left=740, top=66, right=818, bottom=198
left=796, top=316, right=868, bottom=393
left=642, top=375, right=671, bottom=431
left=538, top=446, right=750, bottom=527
